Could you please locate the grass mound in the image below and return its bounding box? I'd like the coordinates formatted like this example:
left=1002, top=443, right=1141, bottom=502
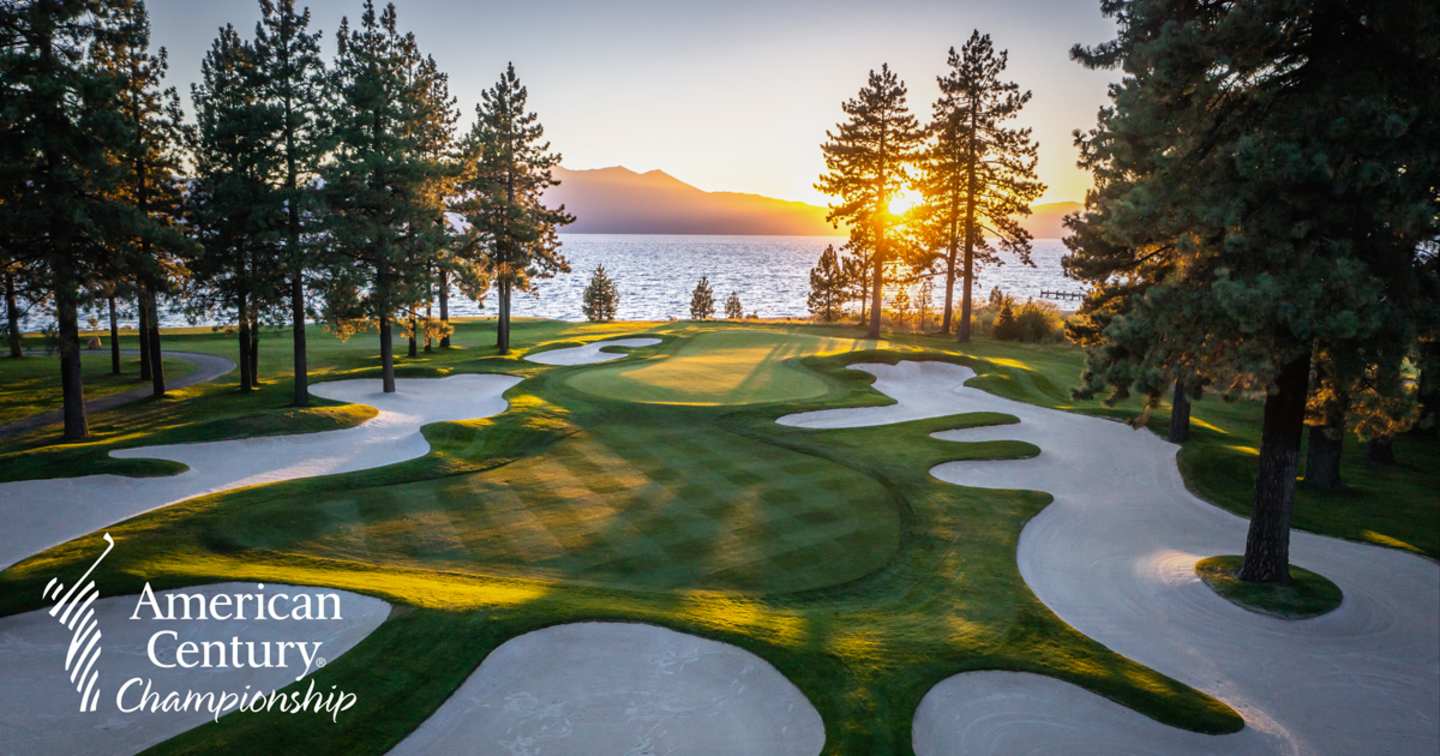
left=1195, top=555, right=1343, bottom=619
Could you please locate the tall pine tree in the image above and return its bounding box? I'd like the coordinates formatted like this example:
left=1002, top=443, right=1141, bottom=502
left=189, top=23, right=284, bottom=393
left=4, top=0, right=139, bottom=438
left=92, top=0, right=190, bottom=397
left=920, top=32, right=1044, bottom=341
left=253, top=0, right=325, bottom=406
left=320, top=1, right=454, bottom=391
left=1065, top=0, right=1439, bottom=583
left=816, top=64, right=922, bottom=339
left=453, top=63, right=571, bottom=355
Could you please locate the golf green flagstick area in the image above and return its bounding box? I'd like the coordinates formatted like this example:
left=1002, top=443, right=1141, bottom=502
left=1, top=320, right=1436, bottom=753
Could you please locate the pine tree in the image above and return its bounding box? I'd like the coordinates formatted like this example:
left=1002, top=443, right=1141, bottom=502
left=320, top=1, right=455, bottom=391
left=188, top=23, right=285, bottom=393
left=816, top=64, right=923, bottom=338
left=892, top=283, right=910, bottom=330
left=807, top=244, right=844, bottom=322
left=690, top=276, right=714, bottom=320
left=1066, top=0, right=1440, bottom=583
left=840, top=249, right=870, bottom=323
left=3, top=0, right=139, bottom=438
left=724, top=291, right=743, bottom=320
left=920, top=32, right=1044, bottom=341
left=253, top=0, right=325, bottom=406
left=581, top=264, right=618, bottom=322
left=453, top=63, right=572, bottom=355
left=92, top=0, right=191, bottom=398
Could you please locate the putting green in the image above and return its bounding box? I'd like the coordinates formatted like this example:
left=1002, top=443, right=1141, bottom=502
left=565, top=329, right=868, bottom=405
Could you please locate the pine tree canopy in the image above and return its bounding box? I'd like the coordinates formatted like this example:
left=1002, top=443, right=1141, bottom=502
left=919, top=31, right=1044, bottom=303
left=817, top=63, right=923, bottom=337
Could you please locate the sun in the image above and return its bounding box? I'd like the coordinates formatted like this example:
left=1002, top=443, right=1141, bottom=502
left=887, top=188, right=922, bottom=216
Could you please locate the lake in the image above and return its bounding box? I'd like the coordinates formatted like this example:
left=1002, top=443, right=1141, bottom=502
left=452, top=234, right=1079, bottom=322
left=22, top=234, right=1080, bottom=331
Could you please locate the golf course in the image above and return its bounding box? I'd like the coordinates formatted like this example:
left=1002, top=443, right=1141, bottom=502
left=1, top=319, right=1435, bottom=754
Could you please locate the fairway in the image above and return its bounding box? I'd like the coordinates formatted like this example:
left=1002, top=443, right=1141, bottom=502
left=565, top=329, right=858, bottom=405
left=2, top=320, right=1435, bottom=755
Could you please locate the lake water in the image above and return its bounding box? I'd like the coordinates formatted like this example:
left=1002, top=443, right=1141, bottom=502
left=23, top=234, right=1080, bottom=331
left=453, top=234, right=1079, bottom=322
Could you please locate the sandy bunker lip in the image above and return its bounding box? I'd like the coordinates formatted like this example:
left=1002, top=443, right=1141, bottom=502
left=525, top=336, right=662, bottom=366
left=784, top=361, right=1438, bottom=756
left=0, top=373, right=522, bottom=569
left=390, top=621, right=825, bottom=756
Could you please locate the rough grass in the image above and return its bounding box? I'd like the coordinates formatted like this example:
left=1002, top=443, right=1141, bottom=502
left=1195, top=555, right=1343, bottom=619
left=3, top=318, right=1432, bottom=753
left=0, top=347, right=195, bottom=425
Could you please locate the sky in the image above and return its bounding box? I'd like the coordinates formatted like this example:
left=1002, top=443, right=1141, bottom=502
left=146, top=0, right=1119, bottom=206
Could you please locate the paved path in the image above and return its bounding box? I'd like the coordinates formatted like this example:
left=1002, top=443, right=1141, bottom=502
left=780, top=361, right=1439, bottom=756
left=0, top=350, right=236, bottom=438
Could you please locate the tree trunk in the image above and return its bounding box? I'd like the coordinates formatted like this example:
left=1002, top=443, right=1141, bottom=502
left=496, top=279, right=512, bottom=354
left=291, top=272, right=308, bottom=406
left=5, top=272, right=21, bottom=358
left=424, top=284, right=433, bottom=353
left=379, top=311, right=396, bottom=393
left=1303, top=424, right=1344, bottom=489
left=1417, top=349, right=1438, bottom=437
left=237, top=292, right=252, bottom=392
left=957, top=107, right=979, bottom=344
left=408, top=314, right=418, bottom=357
left=137, top=294, right=152, bottom=381
left=1366, top=436, right=1395, bottom=465
left=941, top=242, right=956, bottom=335
left=56, top=264, right=88, bottom=439
left=108, top=296, right=121, bottom=375
left=438, top=268, right=450, bottom=348
left=1167, top=379, right=1191, bottom=443
left=1239, top=352, right=1311, bottom=584
left=146, top=290, right=164, bottom=396
left=866, top=253, right=882, bottom=339
left=248, top=313, right=260, bottom=388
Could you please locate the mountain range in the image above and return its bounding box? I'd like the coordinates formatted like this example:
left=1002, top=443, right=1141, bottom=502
left=546, top=166, right=1080, bottom=239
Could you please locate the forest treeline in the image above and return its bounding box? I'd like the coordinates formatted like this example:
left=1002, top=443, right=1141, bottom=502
left=1, top=0, right=573, bottom=433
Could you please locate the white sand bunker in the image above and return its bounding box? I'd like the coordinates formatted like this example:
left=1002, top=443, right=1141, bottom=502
left=0, top=582, right=389, bottom=755
left=789, top=362, right=1439, bottom=756
left=525, top=337, right=661, bottom=366
left=0, top=373, right=522, bottom=569
left=391, top=622, right=825, bottom=756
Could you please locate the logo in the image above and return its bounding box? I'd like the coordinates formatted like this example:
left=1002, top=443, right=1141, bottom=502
left=40, top=532, right=360, bottom=724
left=41, top=532, right=114, bottom=713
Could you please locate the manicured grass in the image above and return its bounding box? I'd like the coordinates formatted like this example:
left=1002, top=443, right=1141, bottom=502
left=565, top=327, right=864, bottom=405
left=1196, top=555, right=1343, bottom=619
left=0, top=348, right=195, bottom=425
left=3, top=319, right=1432, bottom=754
left=1, top=325, right=1243, bottom=754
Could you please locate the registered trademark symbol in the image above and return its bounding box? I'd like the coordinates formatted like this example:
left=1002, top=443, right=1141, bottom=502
left=317, top=657, right=327, bottom=668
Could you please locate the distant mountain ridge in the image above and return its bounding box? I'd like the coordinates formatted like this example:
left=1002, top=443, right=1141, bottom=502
left=545, top=165, right=1079, bottom=238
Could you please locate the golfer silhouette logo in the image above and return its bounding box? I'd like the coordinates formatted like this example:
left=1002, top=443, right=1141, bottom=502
left=40, top=532, right=114, bottom=713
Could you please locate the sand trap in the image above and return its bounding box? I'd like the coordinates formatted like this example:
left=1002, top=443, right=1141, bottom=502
left=525, top=337, right=661, bottom=366
left=0, top=582, right=389, bottom=755
left=390, top=622, right=825, bottom=755
left=0, top=373, right=522, bottom=569
left=788, top=362, right=1439, bottom=755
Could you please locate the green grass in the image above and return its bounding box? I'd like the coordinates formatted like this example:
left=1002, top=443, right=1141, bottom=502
left=1, top=318, right=1433, bottom=754
left=1195, top=555, right=1344, bottom=619
left=0, top=347, right=195, bottom=425
left=565, top=327, right=865, bottom=405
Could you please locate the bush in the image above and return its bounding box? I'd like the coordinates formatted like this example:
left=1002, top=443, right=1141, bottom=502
left=985, top=289, right=1065, bottom=343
